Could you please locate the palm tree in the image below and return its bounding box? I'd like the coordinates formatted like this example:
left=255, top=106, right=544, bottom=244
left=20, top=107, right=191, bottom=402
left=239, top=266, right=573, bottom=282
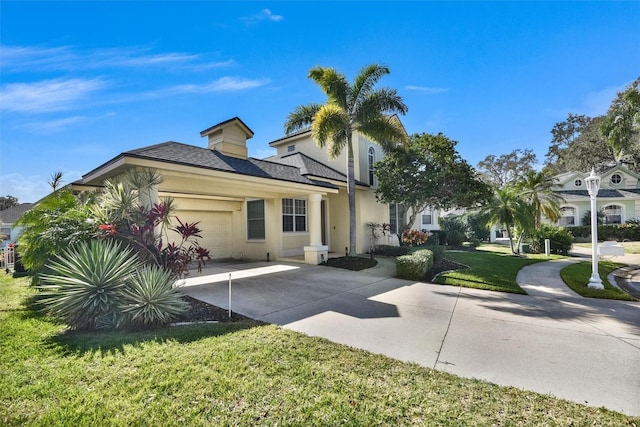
left=284, top=64, right=408, bottom=255
left=48, top=171, right=64, bottom=191
left=480, top=187, right=534, bottom=255
left=516, top=170, right=565, bottom=228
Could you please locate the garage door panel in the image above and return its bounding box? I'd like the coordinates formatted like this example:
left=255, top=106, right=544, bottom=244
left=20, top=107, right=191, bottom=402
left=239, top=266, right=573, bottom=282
left=171, top=210, right=232, bottom=259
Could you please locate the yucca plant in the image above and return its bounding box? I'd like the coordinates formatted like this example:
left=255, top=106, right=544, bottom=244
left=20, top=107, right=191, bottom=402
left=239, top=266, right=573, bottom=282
left=38, top=240, right=139, bottom=330
left=120, top=265, right=188, bottom=328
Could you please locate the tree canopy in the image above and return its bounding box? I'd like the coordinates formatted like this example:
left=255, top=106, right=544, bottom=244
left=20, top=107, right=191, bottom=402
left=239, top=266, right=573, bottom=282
left=374, top=132, right=491, bottom=230
left=601, top=77, right=640, bottom=165
left=0, top=195, right=19, bottom=211
left=476, top=149, right=537, bottom=188
left=284, top=64, right=408, bottom=255
left=544, top=77, right=640, bottom=174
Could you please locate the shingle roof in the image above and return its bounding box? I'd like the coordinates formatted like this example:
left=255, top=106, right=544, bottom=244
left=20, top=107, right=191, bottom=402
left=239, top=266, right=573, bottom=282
left=0, top=203, right=34, bottom=224
left=268, top=152, right=367, bottom=186
left=558, top=189, right=640, bottom=200
left=118, top=142, right=338, bottom=189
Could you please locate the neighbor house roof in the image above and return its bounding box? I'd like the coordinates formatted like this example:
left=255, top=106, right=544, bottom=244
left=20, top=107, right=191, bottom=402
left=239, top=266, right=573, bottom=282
left=558, top=189, right=640, bottom=200
left=0, top=203, right=34, bottom=224
left=83, top=141, right=338, bottom=190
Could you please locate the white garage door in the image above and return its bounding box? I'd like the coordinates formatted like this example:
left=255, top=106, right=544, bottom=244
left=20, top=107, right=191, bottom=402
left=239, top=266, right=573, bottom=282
left=171, top=210, right=232, bottom=259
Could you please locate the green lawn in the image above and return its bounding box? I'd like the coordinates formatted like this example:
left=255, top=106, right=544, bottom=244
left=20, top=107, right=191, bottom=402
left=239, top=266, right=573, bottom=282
left=435, top=247, right=562, bottom=294
left=2, top=275, right=638, bottom=425
left=560, top=261, right=638, bottom=301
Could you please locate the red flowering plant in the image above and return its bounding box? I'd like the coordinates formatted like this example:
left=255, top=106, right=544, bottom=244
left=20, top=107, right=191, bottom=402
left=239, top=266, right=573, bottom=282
left=401, top=229, right=429, bottom=246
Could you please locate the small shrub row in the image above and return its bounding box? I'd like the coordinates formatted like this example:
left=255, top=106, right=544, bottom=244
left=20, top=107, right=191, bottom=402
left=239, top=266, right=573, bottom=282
left=567, top=223, right=640, bottom=241
left=396, top=249, right=434, bottom=281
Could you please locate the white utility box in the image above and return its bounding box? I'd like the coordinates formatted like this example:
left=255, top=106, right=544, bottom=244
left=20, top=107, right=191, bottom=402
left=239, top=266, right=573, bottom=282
left=598, top=241, right=625, bottom=257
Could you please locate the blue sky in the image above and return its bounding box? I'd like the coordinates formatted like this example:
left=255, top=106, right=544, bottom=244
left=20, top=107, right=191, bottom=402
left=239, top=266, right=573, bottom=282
left=1, top=1, right=638, bottom=203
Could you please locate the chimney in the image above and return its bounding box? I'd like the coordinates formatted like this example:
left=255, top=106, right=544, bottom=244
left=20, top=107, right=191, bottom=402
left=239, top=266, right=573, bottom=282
left=199, top=117, right=254, bottom=159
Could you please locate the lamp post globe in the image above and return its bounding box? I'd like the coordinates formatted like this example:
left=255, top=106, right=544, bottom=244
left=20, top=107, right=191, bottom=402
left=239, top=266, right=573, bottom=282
left=585, top=168, right=604, bottom=290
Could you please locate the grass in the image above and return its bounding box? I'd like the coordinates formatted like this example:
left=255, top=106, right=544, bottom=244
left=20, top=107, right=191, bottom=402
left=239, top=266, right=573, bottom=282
left=2, top=275, right=639, bottom=425
left=434, top=245, right=563, bottom=294
left=560, top=261, right=638, bottom=301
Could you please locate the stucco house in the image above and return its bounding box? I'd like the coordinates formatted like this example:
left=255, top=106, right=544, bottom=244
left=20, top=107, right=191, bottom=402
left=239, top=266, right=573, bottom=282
left=0, top=203, right=34, bottom=248
left=73, top=117, right=398, bottom=264
left=554, top=164, right=640, bottom=227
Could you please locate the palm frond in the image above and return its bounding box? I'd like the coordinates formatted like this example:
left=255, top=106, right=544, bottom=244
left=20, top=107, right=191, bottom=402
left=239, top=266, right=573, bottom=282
left=284, top=103, right=322, bottom=135
left=311, top=104, right=349, bottom=158
left=357, top=88, right=409, bottom=120
left=308, top=66, right=349, bottom=110
left=351, top=64, right=390, bottom=113
left=357, top=116, right=409, bottom=151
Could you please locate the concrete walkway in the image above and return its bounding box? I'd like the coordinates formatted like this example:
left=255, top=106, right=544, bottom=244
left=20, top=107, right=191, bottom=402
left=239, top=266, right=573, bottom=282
left=180, top=256, right=640, bottom=416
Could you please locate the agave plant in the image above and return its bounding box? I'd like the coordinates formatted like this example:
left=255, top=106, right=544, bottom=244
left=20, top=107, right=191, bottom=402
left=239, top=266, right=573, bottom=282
left=120, top=265, right=188, bottom=328
left=38, top=240, right=139, bottom=330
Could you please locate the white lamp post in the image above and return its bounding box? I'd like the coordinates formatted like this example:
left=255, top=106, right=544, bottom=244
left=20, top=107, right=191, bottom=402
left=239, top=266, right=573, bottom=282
left=584, top=168, right=604, bottom=289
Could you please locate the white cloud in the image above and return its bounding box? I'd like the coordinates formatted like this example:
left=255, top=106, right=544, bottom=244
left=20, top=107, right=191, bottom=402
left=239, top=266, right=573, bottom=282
left=161, top=77, right=270, bottom=95
left=581, top=84, right=624, bottom=116
left=0, top=78, right=107, bottom=113
left=22, top=116, right=87, bottom=133
left=0, top=171, right=85, bottom=203
left=241, top=9, right=283, bottom=23
left=0, top=45, right=233, bottom=72
left=404, top=85, right=450, bottom=94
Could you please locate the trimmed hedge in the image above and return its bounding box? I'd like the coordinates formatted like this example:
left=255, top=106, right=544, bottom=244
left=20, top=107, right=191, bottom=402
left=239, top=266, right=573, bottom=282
left=396, top=249, right=434, bottom=281
left=567, top=223, right=640, bottom=241
left=528, top=225, right=574, bottom=255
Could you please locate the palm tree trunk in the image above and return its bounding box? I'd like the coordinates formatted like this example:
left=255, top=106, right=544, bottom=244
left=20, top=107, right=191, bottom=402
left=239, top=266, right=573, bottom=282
left=347, top=134, right=357, bottom=256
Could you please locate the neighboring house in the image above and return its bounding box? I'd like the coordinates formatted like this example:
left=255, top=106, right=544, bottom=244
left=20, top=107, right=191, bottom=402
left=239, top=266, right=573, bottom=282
left=0, top=203, right=33, bottom=248
left=553, top=164, right=640, bottom=227
left=73, top=117, right=397, bottom=264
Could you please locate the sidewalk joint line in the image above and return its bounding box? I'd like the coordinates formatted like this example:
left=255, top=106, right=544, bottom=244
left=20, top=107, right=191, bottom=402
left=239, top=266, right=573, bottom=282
left=433, top=284, right=462, bottom=369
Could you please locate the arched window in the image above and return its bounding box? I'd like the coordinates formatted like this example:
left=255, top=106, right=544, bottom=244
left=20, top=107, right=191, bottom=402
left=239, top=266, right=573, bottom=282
left=604, top=205, right=622, bottom=224
left=559, top=207, right=576, bottom=226
left=368, top=147, right=375, bottom=185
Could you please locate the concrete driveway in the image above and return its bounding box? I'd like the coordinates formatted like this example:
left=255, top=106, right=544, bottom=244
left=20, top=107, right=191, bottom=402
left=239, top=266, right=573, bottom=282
left=180, top=258, right=640, bottom=416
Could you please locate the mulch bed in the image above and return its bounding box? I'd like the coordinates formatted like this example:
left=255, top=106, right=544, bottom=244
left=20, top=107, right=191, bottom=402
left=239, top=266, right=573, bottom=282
left=175, top=295, right=250, bottom=323
left=323, top=256, right=378, bottom=271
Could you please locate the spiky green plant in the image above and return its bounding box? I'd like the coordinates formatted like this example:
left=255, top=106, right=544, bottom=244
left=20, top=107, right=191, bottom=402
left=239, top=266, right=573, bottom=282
left=120, top=265, right=189, bottom=328
left=38, top=240, right=139, bottom=330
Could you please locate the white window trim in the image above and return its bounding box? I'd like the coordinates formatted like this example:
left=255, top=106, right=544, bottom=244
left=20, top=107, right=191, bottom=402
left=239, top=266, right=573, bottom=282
left=558, top=205, right=577, bottom=227
left=368, top=146, right=376, bottom=186
left=282, top=198, right=308, bottom=233
left=603, top=204, right=624, bottom=224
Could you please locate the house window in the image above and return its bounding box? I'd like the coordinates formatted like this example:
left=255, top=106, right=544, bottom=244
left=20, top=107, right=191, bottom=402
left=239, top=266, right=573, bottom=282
left=558, top=207, right=576, bottom=226
left=282, top=198, right=307, bottom=232
left=287, top=145, right=295, bottom=152
left=604, top=205, right=622, bottom=224
left=389, top=203, right=405, bottom=234
left=421, top=211, right=433, bottom=225
left=611, top=174, right=622, bottom=185
left=574, top=179, right=583, bottom=188
left=368, top=147, right=376, bottom=185
left=247, top=200, right=265, bottom=240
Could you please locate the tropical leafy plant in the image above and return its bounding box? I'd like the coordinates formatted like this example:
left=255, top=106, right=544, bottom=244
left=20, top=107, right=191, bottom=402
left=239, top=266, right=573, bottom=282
left=515, top=170, right=565, bottom=228
left=16, top=189, right=96, bottom=277
left=120, top=265, right=188, bottom=328
left=285, top=64, right=408, bottom=255
left=479, top=187, right=534, bottom=255
left=438, top=215, right=468, bottom=246
left=401, top=229, right=428, bottom=246
left=38, top=240, right=139, bottom=330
